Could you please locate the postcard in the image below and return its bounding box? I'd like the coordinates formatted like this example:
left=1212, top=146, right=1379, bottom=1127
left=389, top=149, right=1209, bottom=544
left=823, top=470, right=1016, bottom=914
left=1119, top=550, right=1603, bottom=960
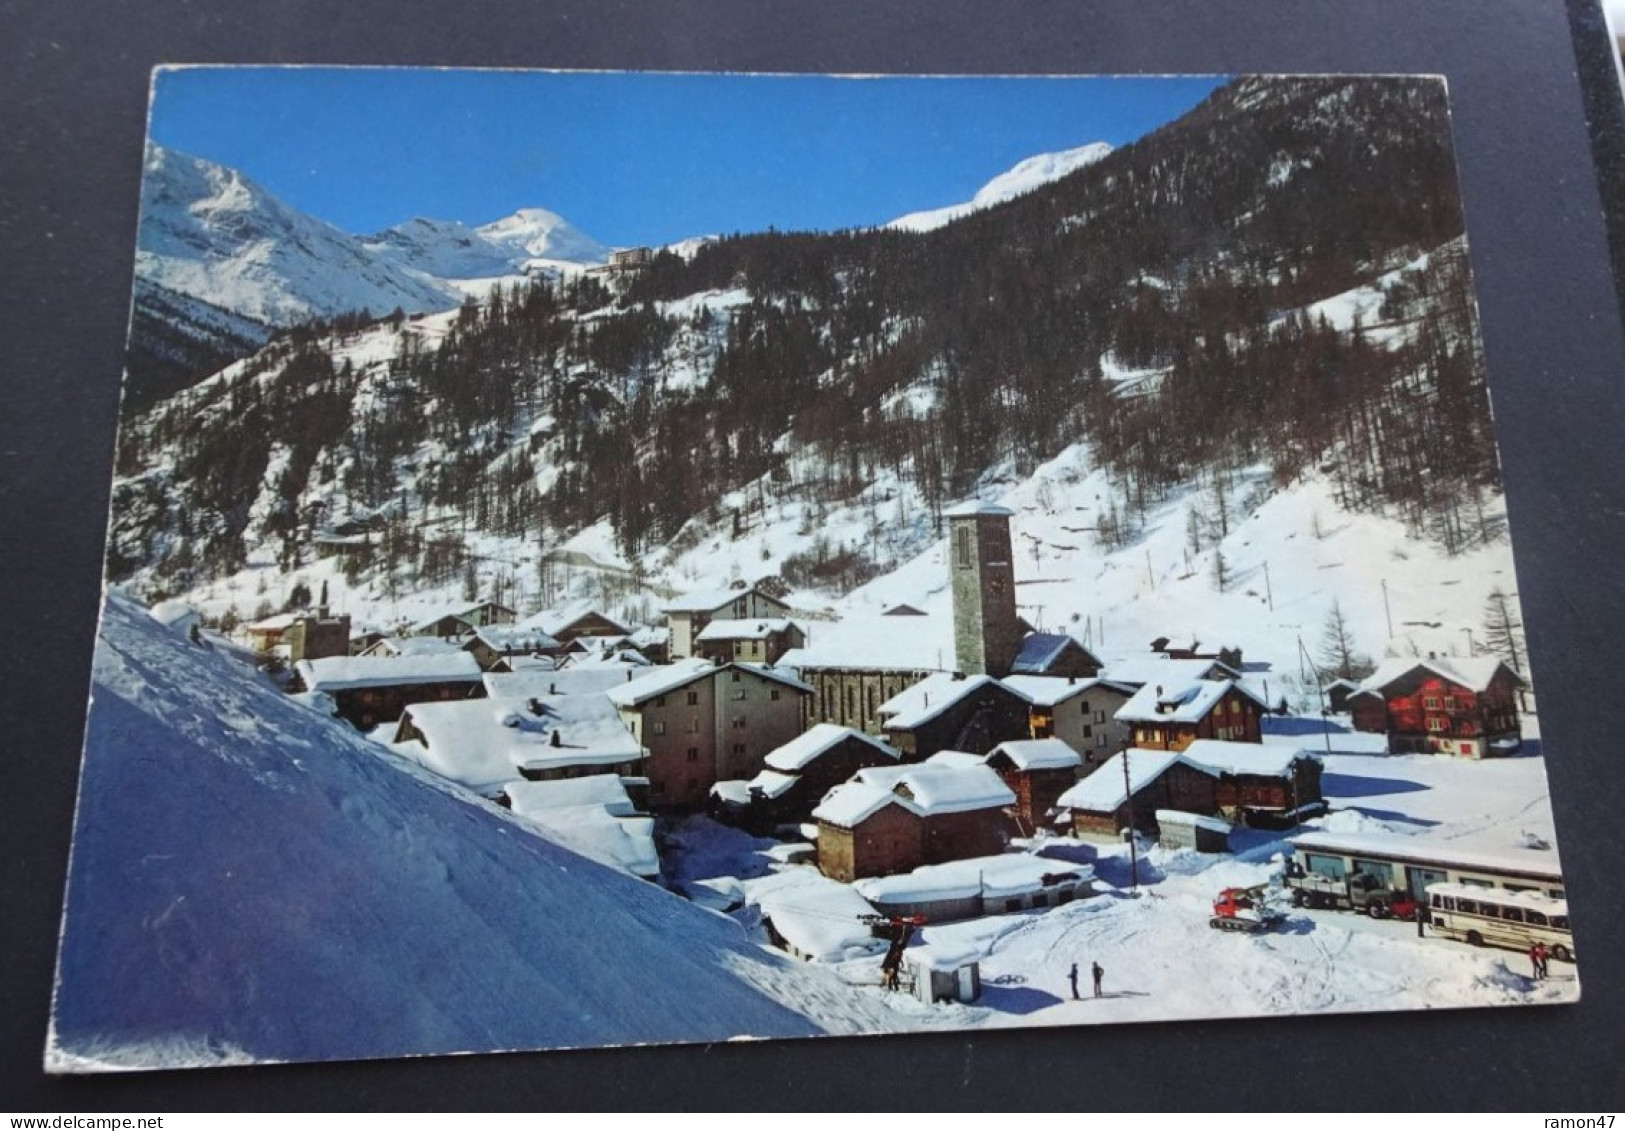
left=48, top=67, right=1577, bottom=1073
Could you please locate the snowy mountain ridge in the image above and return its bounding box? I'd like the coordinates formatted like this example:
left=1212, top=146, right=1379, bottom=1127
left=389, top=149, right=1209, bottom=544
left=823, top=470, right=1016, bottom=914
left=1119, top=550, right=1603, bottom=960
left=887, top=141, right=1114, bottom=231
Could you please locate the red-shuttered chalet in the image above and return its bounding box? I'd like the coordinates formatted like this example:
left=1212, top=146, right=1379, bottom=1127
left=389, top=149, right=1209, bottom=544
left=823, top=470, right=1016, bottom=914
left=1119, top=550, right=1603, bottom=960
left=1349, top=657, right=1524, bottom=758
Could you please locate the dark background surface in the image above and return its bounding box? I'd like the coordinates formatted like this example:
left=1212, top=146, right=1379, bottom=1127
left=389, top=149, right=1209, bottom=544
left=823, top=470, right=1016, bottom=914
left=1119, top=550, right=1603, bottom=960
left=3, top=0, right=1623, bottom=1111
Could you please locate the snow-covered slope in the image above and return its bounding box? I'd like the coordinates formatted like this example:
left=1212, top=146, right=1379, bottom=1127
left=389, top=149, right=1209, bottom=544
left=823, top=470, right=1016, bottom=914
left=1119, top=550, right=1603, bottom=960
left=137, top=144, right=465, bottom=326
left=888, top=142, right=1114, bottom=232
left=49, top=593, right=912, bottom=1071
left=361, top=216, right=533, bottom=280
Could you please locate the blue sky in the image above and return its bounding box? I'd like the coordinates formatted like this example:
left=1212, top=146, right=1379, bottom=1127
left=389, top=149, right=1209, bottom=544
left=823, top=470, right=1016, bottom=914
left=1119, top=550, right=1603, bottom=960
left=149, top=69, right=1227, bottom=247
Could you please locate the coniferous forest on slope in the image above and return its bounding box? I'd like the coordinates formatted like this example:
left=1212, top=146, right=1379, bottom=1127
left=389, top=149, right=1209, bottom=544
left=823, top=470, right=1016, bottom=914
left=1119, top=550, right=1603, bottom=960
left=110, top=76, right=1501, bottom=597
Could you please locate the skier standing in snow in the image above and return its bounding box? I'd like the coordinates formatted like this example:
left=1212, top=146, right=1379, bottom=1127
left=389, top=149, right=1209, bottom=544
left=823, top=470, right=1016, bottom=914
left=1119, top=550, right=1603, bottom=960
left=1068, top=963, right=1079, bottom=1000
left=1534, top=941, right=1550, bottom=980
left=1092, top=961, right=1104, bottom=998
left=1528, top=943, right=1543, bottom=980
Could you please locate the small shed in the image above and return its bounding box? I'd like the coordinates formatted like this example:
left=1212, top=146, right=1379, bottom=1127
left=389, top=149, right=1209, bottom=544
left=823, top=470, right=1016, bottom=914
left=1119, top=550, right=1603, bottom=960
left=1155, top=809, right=1232, bottom=852
left=905, top=945, right=981, bottom=1004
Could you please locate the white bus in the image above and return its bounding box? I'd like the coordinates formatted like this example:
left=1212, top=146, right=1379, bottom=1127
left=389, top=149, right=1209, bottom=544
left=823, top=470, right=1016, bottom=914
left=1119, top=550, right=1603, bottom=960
left=1425, top=883, right=1575, bottom=962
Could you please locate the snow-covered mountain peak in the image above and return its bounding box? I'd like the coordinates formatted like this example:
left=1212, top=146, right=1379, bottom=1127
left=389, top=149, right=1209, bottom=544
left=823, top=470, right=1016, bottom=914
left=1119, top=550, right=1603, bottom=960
left=887, top=140, right=1114, bottom=232
left=476, top=206, right=610, bottom=265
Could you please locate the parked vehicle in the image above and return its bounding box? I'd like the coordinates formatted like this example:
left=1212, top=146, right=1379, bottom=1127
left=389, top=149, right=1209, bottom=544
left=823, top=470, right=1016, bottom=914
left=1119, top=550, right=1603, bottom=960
left=1425, top=883, right=1575, bottom=961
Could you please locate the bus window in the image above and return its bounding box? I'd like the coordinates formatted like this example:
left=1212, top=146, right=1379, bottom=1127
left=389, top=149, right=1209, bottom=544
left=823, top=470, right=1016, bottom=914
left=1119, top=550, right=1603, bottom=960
left=1501, top=906, right=1525, bottom=923
left=1304, top=853, right=1345, bottom=880
left=1456, top=898, right=1478, bottom=915
left=1526, top=910, right=1548, bottom=927
left=1551, top=916, right=1570, bottom=930
left=1503, top=884, right=1538, bottom=895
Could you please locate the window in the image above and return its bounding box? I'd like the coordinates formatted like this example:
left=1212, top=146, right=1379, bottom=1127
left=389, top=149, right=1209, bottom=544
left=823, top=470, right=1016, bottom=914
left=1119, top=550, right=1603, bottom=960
left=770, top=689, right=780, bottom=701
left=652, top=721, right=666, bottom=736
left=686, top=691, right=699, bottom=706
left=1096, top=734, right=1107, bottom=748
left=732, top=743, right=746, bottom=755
left=731, top=671, right=741, bottom=682
left=1094, top=710, right=1106, bottom=724
left=655, top=696, right=666, bottom=708
left=1082, top=725, right=1093, bottom=738
left=1423, top=696, right=1441, bottom=709
left=732, top=716, right=747, bottom=728
left=732, top=688, right=746, bottom=701
left=1443, top=696, right=1457, bottom=711
left=956, top=526, right=972, bottom=568
left=1427, top=717, right=1446, bottom=732
left=686, top=748, right=700, bottom=762
left=1460, top=742, right=1474, bottom=755
left=686, top=717, right=700, bottom=733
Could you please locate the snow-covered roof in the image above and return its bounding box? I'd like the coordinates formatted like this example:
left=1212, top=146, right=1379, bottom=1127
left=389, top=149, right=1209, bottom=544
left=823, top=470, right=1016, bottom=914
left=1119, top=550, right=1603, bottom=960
left=395, top=695, right=644, bottom=794
left=695, top=618, right=798, bottom=642
left=988, top=738, right=1082, bottom=772
left=710, top=779, right=755, bottom=807
left=510, top=803, right=659, bottom=879
left=1010, top=633, right=1094, bottom=674
left=663, top=586, right=787, bottom=614
left=247, top=612, right=300, bottom=632
left=1115, top=678, right=1265, bottom=725
left=855, top=854, right=1092, bottom=904
left=296, top=652, right=483, bottom=693
left=606, top=659, right=808, bottom=708
left=1289, top=830, right=1563, bottom=882
left=362, top=635, right=460, bottom=658
left=1000, top=675, right=1135, bottom=707
left=413, top=601, right=515, bottom=633
left=1156, top=809, right=1233, bottom=834
left=1056, top=749, right=1219, bottom=813
left=1099, top=655, right=1241, bottom=687
left=879, top=673, right=1026, bottom=731
left=743, top=768, right=801, bottom=800
left=1355, top=656, right=1522, bottom=696
left=741, top=870, right=883, bottom=963
left=776, top=611, right=953, bottom=674
left=813, top=781, right=914, bottom=827
left=517, top=602, right=630, bottom=639
left=471, top=624, right=562, bottom=653
left=764, top=723, right=899, bottom=773
left=854, top=763, right=1016, bottom=815
left=943, top=499, right=1015, bottom=518
left=1180, top=739, right=1319, bottom=777
left=484, top=666, right=644, bottom=699
left=502, top=774, right=636, bottom=818
left=606, top=659, right=718, bottom=706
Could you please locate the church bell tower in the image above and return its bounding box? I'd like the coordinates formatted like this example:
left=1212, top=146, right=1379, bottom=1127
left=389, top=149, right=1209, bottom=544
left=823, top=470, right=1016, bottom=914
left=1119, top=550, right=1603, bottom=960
left=947, top=500, right=1021, bottom=677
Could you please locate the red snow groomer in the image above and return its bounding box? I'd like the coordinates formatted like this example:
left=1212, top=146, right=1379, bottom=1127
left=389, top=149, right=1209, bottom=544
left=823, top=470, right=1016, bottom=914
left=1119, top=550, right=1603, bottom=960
left=1210, top=885, right=1287, bottom=934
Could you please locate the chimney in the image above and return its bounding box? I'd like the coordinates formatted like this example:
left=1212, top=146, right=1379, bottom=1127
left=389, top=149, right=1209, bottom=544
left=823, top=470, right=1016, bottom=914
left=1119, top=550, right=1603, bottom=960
left=527, top=697, right=542, bottom=715
left=550, top=730, right=562, bottom=747
left=550, top=682, right=558, bottom=695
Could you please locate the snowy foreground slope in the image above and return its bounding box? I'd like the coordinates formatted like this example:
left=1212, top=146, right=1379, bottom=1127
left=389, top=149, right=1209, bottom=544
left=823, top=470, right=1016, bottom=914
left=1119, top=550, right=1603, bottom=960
left=48, top=594, right=911, bottom=1071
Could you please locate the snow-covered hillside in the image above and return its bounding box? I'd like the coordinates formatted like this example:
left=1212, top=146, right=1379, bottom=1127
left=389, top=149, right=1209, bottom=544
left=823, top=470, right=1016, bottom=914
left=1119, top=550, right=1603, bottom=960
left=888, top=141, right=1113, bottom=231
left=49, top=593, right=920, bottom=1071
left=475, top=206, right=611, bottom=268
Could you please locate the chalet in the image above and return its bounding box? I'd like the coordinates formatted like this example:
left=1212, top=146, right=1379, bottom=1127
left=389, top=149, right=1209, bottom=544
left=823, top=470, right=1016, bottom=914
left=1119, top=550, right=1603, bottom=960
left=1008, top=633, right=1103, bottom=679
left=1055, top=748, right=1220, bottom=841
left=854, top=762, right=1018, bottom=866
left=499, top=775, right=658, bottom=879
left=1001, top=675, right=1136, bottom=769
left=461, top=624, right=563, bottom=671
left=815, top=762, right=1016, bottom=881
left=855, top=855, right=1093, bottom=922
left=1115, top=678, right=1267, bottom=751
left=1179, top=739, right=1325, bottom=827
left=519, top=604, right=632, bottom=645
left=694, top=618, right=807, bottom=666
left=984, top=738, right=1082, bottom=834
left=1323, top=678, right=1361, bottom=715
left=778, top=614, right=941, bottom=735
left=246, top=608, right=352, bottom=662
left=393, top=695, right=645, bottom=797
left=721, top=724, right=901, bottom=828
left=812, top=782, right=924, bottom=882
left=664, top=585, right=791, bottom=660
left=607, top=660, right=810, bottom=807
left=1349, top=657, right=1524, bottom=757
left=293, top=652, right=485, bottom=730
left=413, top=600, right=517, bottom=639
left=878, top=673, right=1033, bottom=760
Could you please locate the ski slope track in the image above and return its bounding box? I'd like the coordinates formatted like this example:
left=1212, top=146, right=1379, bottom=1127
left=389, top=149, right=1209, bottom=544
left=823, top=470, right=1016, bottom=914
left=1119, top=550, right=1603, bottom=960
left=48, top=594, right=913, bottom=1071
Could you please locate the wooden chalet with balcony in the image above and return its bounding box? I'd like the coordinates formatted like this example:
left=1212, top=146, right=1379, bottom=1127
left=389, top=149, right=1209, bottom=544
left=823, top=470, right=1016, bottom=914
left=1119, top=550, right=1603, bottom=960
left=1349, top=657, right=1524, bottom=757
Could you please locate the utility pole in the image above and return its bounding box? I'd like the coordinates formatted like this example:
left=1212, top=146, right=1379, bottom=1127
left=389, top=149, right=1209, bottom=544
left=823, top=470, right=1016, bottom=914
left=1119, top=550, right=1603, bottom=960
left=1120, top=743, right=1140, bottom=893
left=1263, top=561, right=1274, bottom=610
left=1381, top=578, right=1394, bottom=640
left=1297, top=634, right=1334, bottom=759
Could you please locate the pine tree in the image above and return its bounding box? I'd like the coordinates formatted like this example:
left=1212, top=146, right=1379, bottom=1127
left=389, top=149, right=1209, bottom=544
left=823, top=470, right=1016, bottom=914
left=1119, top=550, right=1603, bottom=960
left=1318, top=600, right=1375, bottom=681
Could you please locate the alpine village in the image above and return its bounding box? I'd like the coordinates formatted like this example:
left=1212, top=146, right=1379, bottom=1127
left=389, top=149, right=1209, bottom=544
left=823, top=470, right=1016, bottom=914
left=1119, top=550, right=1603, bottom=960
left=51, top=74, right=1576, bottom=1072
